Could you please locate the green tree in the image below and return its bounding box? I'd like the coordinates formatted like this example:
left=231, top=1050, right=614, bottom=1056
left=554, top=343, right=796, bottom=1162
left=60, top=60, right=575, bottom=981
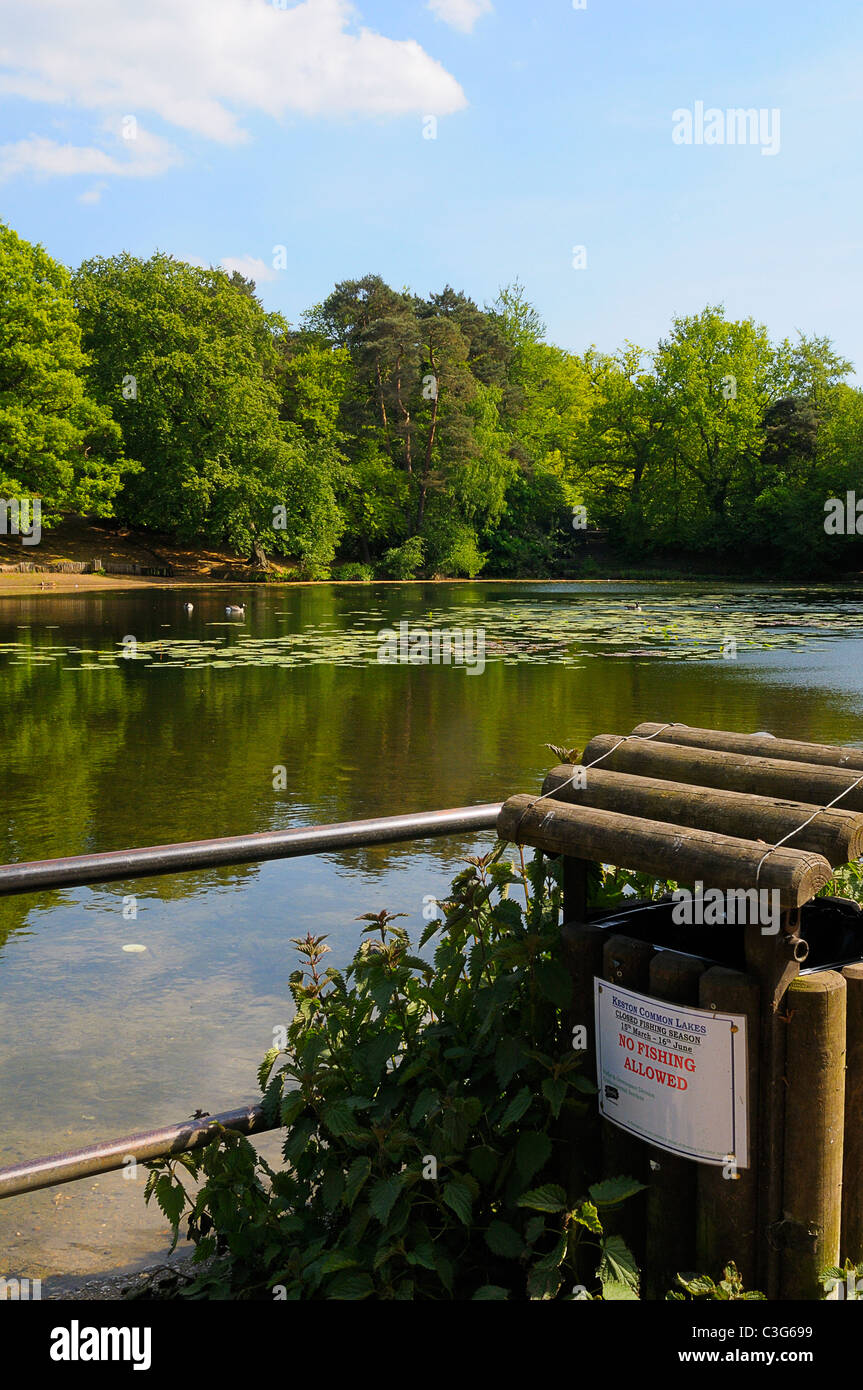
left=648, top=306, right=775, bottom=550
left=74, top=252, right=342, bottom=568
left=0, top=221, right=126, bottom=518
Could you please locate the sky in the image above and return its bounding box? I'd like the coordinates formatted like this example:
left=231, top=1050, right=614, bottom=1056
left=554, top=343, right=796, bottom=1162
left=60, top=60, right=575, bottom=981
left=1, top=0, right=862, bottom=378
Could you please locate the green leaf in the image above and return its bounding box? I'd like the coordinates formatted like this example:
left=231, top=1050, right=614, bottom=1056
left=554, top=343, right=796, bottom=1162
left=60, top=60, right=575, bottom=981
left=598, top=1235, right=639, bottom=1298
left=473, top=1285, right=510, bottom=1300
left=321, top=1164, right=344, bottom=1211
left=152, top=1175, right=185, bottom=1241
left=257, top=1046, right=280, bottom=1092
left=282, top=1117, right=314, bottom=1163
left=468, top=1145, right=499, bottom=1184
left=524, top=1215, right=545, bottom=1245
left=280, top=1090, right=306, bottom=1127
left=572, top=1200, right=602, bottom=1234
left=318, top=1250, right=359, bottom=1275
left=588, top=1176, right=647, bottom=1207
left=601, top=1279, right=639, bottom=1301
left=534, top=960, right=572, bottom=1008
left=675, top=1272, right=716, bottom=1297
left=442, top=1178, right=473, bottom=1226
left=534, top=1233, right=567, bottom=1272
left=435, top=1251, right=455, bottom=1294
left=368, top=1176, right=403, bottom=1225
left=326, top=1272, right=375, bottom=1300
left=343, top=1156, right=372, bottom=1211
left=419, top=917, right=441, bottom=949
left=515, top=1131, right=552, bottom=1185
left=527, top=1264, right=563, bottom=1300
left=354, top=1031, right=400, bottom=1080
left=409, top=1088, right=441, bottom=1127
left=541, top=1077, right=567, bottom=1119
left=321, top=1099, right=363, bottom=1139
left=495, top=1035, right=527, bottom=1089
left=406, top=1242, right=436, bottom=1272
left=498, top=1086, right=532, bottom=1132
left=260, top=1074, right=283, bottom=1125
left=517, top=1184, right=566, bottom=1213
left=485, top=1221, right=525, bottom=1259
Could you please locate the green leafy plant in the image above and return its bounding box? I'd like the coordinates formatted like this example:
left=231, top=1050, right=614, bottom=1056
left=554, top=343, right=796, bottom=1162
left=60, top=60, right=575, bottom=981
left=587, top=862, right=680, bottom=909
left=332, top=562, right=374, bottom=582
left=142, top=845, right=644, bottom=1300
left=667, top=1262, right=765, bottom=1300
left=381, top=535, right=425, bottom=580
left=818, top=860, right=863, bottom=904
left=820, top=1258, right=863, bottom=1299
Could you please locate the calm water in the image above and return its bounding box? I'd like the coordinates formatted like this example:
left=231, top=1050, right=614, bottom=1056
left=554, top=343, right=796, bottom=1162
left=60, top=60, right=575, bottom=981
left=2, top=580, right=863, bottom=1282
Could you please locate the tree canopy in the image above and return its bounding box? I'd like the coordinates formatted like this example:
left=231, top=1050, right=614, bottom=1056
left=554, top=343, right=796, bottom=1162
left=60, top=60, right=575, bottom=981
left=1, top=219, right=859, bottom=577
left=0, top=221, right=126, bottom=518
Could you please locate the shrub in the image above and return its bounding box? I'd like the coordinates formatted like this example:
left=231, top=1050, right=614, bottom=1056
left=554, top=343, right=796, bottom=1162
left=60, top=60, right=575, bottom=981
left=381, top=535, right=425, bottom=580
left=143, top=846, right=644, bottom=1300
left=423, top=516, right=486, bottom=578
left=332, top=562, right=374, bottom=582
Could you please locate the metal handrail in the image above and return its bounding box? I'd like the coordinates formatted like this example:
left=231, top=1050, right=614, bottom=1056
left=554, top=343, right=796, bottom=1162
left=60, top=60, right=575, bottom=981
left=0, top=804, right=502, bottom=897
left=0, top=803, right=502, bottom=1198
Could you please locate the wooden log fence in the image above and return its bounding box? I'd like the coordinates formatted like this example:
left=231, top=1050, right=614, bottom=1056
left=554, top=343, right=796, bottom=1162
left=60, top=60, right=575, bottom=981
left=500, top=720, right=863, bottom=1300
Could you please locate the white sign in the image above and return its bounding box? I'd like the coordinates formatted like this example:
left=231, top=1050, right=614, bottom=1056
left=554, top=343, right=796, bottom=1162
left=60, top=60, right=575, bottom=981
left=594, top=978, right=748, bottom=1168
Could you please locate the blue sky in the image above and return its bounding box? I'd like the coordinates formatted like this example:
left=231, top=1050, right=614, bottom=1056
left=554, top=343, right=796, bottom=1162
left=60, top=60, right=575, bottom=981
left=2, top=0, right=862, bottom=378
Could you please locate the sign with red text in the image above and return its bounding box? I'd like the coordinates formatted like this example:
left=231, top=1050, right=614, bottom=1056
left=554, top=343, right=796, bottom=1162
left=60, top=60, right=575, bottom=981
left=594, top=978, right=748, bottom=1167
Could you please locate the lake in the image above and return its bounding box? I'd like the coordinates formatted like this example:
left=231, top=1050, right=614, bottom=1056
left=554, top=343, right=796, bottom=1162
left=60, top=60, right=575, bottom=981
left=2, top=579, right=863, bottom=1283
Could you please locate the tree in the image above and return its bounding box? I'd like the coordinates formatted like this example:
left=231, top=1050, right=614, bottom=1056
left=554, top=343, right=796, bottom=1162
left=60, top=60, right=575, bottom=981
left=0, top=221, right=126, bottom=519
left=649, top=306, right=775, bottom=550
left=74, top=252, right=342, bottom=567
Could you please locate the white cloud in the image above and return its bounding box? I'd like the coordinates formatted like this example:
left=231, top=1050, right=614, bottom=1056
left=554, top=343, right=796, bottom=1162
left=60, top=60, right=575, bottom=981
left=0, top=125, right=181, bottom=181
left=427, top=0, right=492, bottom=34
left=220, top=254, right=278, bottom=282
left=0, top=127, right=180, bottom=182
left=77, top=182, right=107, bottom=204
left=0, top=0, right=467, bottom=165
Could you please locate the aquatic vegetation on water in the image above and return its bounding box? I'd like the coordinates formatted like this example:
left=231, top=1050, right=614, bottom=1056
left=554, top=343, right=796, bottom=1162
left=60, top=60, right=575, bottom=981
left=0, top=594, right=860, bottom=672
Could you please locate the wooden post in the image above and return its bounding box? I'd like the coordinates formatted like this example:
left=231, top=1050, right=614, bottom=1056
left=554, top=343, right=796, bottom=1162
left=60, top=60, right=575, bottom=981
left=779, top=971, right=846, bottom=1300
left=842, top=962, right=863, bottom=1263
left=542, top=764, right=863, bottom=867
left=498, top=796, right=832, bottom=908
left=744, top=909, right=807, bottom=1298
left=559, top=920, right=605, bottom=1202
left=696, top=965, right=760, bottom=1289
left=632, top=722, right=863, bottom=774
left=600, top=933, right=654, bottom=1263
left=644, top=950, right=707, bottom=1299
left=580, top=734, right=863, bottom=813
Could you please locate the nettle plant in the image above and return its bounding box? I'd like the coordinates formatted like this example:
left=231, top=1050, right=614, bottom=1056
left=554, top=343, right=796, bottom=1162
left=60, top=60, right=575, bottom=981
left=143, top=845, right=644, bottom=1300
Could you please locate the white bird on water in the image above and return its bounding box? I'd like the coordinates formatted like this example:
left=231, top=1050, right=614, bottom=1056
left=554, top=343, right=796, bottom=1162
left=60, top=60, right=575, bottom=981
left=183, top=602, right=194, bottom=613
left=226, top=603, right=245, bottom=616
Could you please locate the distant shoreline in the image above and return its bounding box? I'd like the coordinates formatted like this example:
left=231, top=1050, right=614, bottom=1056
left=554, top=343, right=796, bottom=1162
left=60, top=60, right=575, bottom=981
left=2, top=571, right=862, bottom=598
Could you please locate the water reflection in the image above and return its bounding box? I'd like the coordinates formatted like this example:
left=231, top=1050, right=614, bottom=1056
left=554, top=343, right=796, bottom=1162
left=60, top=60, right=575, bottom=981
left=1, top=580, right=862, bottom=1277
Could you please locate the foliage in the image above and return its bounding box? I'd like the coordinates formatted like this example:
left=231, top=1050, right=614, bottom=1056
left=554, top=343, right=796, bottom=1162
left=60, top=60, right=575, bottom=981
left=0, top=221, right=127, bottom=519
left=381, top=534, right=425, bottom=580
left=4, top=214, right=861, bottom=575
left=332, top=562, right=374, bottom=582
left=820, top=1259, right=863, bottom=1299
left=142, top=846, right=645, bottom=1300
left=73, top=252, right=342, bottom=563
left=817, top=860, right=863, bottom=903
left=587, top=862, right=680, bottom=909
left=668, top=1263, right=765, bottom=1301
